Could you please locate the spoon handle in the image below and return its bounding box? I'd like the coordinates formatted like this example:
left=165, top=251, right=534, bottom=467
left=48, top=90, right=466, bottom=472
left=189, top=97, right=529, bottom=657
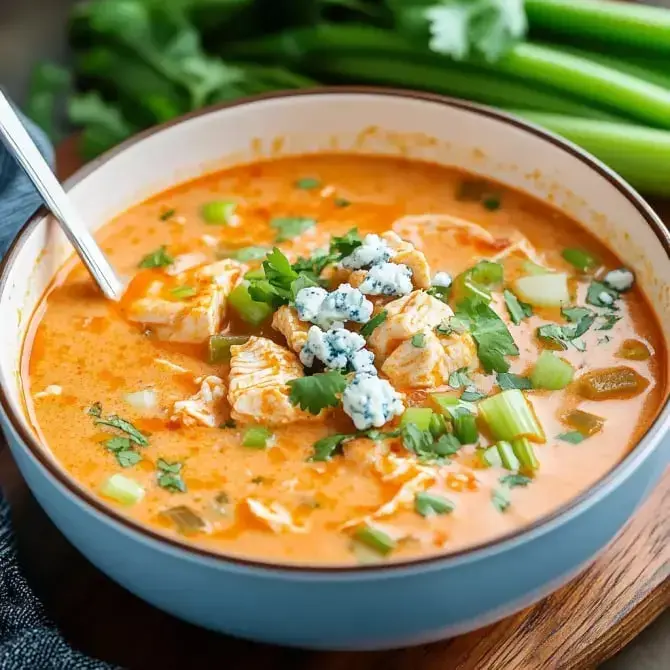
left=0, top=92, right=123, bottom=300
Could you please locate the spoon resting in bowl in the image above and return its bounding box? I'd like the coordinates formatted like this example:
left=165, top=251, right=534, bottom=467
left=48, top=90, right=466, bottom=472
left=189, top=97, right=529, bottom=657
left=0, top=91, right=123, bottom=301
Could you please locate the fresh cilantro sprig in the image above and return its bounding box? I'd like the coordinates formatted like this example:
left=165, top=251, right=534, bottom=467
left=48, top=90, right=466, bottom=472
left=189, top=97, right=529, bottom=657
left=288, top=371, right=348, bottom=414
left=503, top=289, right=532, bottom=325
left=138, top=245, right=173, bottom=269
left=89, top=403, right=148, bottom=446
left=157, top=458, right=187, bottom=493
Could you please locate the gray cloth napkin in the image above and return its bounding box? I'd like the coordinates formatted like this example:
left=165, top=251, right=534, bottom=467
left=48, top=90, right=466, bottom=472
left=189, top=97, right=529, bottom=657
left=0, top=108, right=115, bottom=669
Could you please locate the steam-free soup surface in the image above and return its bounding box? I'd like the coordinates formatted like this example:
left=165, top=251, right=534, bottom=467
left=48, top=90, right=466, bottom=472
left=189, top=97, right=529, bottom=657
left=25, top=155, right=666, bottom=565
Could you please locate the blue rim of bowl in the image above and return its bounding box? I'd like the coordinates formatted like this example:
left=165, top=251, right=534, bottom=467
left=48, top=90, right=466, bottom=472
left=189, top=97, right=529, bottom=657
left=1, top=87, right=668, bottom=573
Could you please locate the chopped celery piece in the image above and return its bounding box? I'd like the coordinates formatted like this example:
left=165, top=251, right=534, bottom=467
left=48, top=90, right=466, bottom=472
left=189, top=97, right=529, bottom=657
left=453, top=410, right=478, bottom=444
left=160, top=505, right=206, bottom=535
left=430, top=393, right=475, bottom=418
left=496, top=441, right=520, bottom=471
left=414, top=492, right=455, bottom=517
left=531, top=351, right=574, bottom=390
left=522, top=260, right=552, bottom=276
left=354, top=525, right=396, bottom=556
left=400, top=407, right=433, bottom=431
left=201, top=200, right=237, bottom=225
left=100, top=474, right=144, bottom=506
left=429, top=413, right=448, bottom=439
left=616, top=339, right=651, bottom=361
left=244, top=267, right=265, bottom=280
left=561, top=248, right=598, bottom=272
left=563, top=409, right=605, bottom=437
left=511, top=437, right=539, bottom=474
left=479, top=390, right=545, bottom=443
left=242, top=426, right=273, bottom=449
left=577, top=366, right=649, bottom=400
left=478, top=445, right=502, bottom=468
left=513, top=273, right=570, bottom=307
left=228, top=282, right=273, bottom=325
left=208, top=334, right=249, bottom=363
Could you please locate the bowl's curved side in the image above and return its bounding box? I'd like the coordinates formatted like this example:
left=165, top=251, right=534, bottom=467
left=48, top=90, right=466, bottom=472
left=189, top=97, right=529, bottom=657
left=0, top=89, right=669, bottom=647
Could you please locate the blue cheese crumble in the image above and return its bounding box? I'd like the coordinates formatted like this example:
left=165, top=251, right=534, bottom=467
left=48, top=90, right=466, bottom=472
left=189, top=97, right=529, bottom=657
left=350, top=349, right=377, bottom=376
left=432, top=271, right=453, bottom=288
left=341, top=234, right=395, bottom=270
left=360, top=262, right=413, bottom=296
left=342, top=374, right=404, bottom=430
left=300, top=326, right=368, bottom=370
left=604, top=268, right=634, bottom=292
left=294, top=286, right=328, bottom=322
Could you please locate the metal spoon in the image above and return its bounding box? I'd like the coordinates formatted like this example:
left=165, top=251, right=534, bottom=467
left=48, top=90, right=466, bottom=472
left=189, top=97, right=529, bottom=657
left=0, top=91, right=123, bottom=300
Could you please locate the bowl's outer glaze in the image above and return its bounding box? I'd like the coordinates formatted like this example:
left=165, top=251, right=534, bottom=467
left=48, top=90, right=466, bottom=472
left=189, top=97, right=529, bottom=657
left=1, top=90, right=669, bottom=649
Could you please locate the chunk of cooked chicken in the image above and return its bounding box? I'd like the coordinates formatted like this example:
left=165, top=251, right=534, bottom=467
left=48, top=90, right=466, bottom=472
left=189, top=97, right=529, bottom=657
left=367, top=290, right=454, bottom=361
left=381, top=231, right=431, bottom=289
left=382, top=330, right=477, bottom=389
left=228, top=336, right=316, bottom=425
left=272, top=305, right=311, bottom=353
left=246, top=498, right=308, bottom=533
left=126, top=259, right=245, bottom=343
left=171, top=375, right=226, bottom=428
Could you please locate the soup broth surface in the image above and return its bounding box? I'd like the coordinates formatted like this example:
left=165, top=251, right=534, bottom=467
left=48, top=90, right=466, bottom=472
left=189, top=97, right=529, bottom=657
left=24, top=154, right=666, bottom=565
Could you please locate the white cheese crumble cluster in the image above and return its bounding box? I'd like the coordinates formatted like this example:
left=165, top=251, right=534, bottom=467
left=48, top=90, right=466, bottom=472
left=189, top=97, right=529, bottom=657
left=359, top=262, right=413, bottom=296
left=299, top=326, right=376, bottom=375
left=340, top=234, right=395, bottom=270
left=294, top=283, right=374, bottom=329
left=342, top=374, right=405, bottom=430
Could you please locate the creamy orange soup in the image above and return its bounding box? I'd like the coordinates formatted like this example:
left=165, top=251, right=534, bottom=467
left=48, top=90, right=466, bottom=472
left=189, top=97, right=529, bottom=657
left=23, top=155, right=666, bottom=565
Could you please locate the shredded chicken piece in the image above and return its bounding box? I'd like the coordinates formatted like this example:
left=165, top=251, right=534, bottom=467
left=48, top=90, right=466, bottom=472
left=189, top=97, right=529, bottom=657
left=154, top=358, right=190, bottom=373
left=392, top=213, right=497, bottom=248
left=34, top=385, right=62, bottom=399
left=246, top=498, right=309, bottom=533
left=271, top=305, right=311, bottom=353
left=488, top=237, right=549, bottom=267
left=171, top=375, right=226, bottom=428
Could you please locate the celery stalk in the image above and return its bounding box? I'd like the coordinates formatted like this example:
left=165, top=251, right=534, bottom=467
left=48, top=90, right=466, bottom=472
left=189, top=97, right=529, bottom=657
left=479, top=390, right=545, bottom=443
left=401, top=407, right=434, bottom=431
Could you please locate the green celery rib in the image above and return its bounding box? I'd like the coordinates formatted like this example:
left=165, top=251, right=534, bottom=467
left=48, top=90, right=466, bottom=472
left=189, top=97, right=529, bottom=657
left=509, top=111, right=670, bottom=197
left=304, top=54, right=618, bottom=119
left=489, top=43, right=670, bottom=129
left=526, top=0, right=670, bottom=55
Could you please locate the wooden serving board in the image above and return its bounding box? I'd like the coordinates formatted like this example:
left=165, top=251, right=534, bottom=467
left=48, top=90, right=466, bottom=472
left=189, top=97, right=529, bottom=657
left=0, top=138, right=667, bottom=670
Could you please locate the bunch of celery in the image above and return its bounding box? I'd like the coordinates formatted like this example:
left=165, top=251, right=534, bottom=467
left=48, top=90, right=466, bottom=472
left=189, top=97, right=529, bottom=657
left=28, top=0, right=670, bottom=195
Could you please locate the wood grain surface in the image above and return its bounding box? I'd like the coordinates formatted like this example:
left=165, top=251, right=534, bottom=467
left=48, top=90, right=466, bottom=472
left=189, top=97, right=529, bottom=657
left=0, top=138, right=667, bottom=670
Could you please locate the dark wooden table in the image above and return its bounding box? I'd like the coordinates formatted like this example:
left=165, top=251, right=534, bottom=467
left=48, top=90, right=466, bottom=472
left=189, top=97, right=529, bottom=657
left=0, top=138, right=667, bottom=670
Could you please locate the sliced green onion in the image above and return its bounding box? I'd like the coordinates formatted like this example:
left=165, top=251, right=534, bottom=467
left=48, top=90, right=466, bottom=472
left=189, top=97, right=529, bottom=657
left=479, top=389, right=545, bottom=443
left=209, top=334, right=249, bottom=363
left=170, top=285, right=197, bottom=299
left=496, top=441, right=521, bottom=471
left=400, top=407, right=433, bottom=431
left=513, top=273, right=570, bottom=307
left=429, top=413, right=448, bottom=439
left=160, top=505, right=206, bottom=535
left=295, top=177, right=321, bottom=190
left=453, top=410, right=478, bottom=445
left=414, top=492, right=455, bottom=517
left=353, top=524, right=396, bottom=556
left=478, top=445, right=502, bottom=468
left=201, top=200, right=237, bottom=225
left=511, top=437, right=540, bottom=474
left=561, top=248, right=598, bottom=272
left=242, top=426, right=273, bottom=449
left=228, top=282, right=273, bottom=325
left=100, top=474, right=144, bottom=506
left=531, top=351, right=575, bottom=390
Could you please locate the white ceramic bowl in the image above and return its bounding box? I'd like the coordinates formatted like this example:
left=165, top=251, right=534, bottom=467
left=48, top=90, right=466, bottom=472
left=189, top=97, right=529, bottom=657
left=1, top=90, right=668, bottom=649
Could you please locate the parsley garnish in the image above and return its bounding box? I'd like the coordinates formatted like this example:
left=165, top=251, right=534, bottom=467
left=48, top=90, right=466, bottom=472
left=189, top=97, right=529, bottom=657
left=294, top=177, right=321, bottom=190
left=91, top=405, right=148, bottom=446
left=414, top=492, right=455, bottom=517
left=271, top=216, right=316, bottom=242
left=157, top=458, right=186, bottom=493
left=461, top=388, right=486, bottom=402
left=496, top=372, right=532, bottom=390
left=456, top=297, right=519, bottom=373
left=448, top=368, right=473, bottom=389
left=598, top=314, right=621, bottom=331
left=537, top=308, right=596, bottom=350
left=247, top=247, right=298, bottom=307
left=361, top=310, right=387, bottom=338
left=288, top=371, right=347, bottom=415
left=557, top=431, right=586, bottom=444
left=426, top=286, right=450, bottom=303
left=225, top=246, right=269, bottom=262
left=402, top=424, right=462, bottom=462
left=104, top=436, right=142, bottom=468
left=333, top=197, right=351, bottom=208
left=586, top=281, right=619, bottom=308
left=411, top=333, right=426, bottom=348
left=170, top=285, right=197, bottom=299
left=138, top=246, right=173, bottom=269
left=330, top=228, right=362, bottom=257
left=491, top=488, right=511, bottom=513
left=500, top=473, right=532, bottom=488
left=561, top=306, right=593, bottom=324
left=503, top=289, right=532, bottom=325
left=159, top=208, right=176, bottom=221
left=309, top=433, right=353, bottom=462
left=88, top=402, right=102, bottom=418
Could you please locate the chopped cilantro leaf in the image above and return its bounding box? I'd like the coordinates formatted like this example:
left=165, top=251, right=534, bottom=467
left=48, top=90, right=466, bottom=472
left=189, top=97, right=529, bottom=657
left=557, top=431, right=585, bottom=444
left=290, top=273, right=320, bottom=301
left=309, top=433, right=353, bottom=462
left=536, top=324, right=569, bottom=350
left=271, top=216, right=316, bottom=242
left=157, top=458, right=187, bottom=492
left=288, top=371, right=347, bottom=415
left=411, top=333, right=426, bottom=348
left=503, top=289, right=532, bottom=325
left=329, top=228, right=362, bottom=258
left=448, top=368, right=472, bottom=389
left=94, top=414, right=148, bottom=446
left=138, top=246, right=173, bottom=269
left=496, top=372, right=532, bottom=390
left=248, top=247, right=298, bottom=307
left=88, top=402, right=102, bottom=418
left=116, top=450, right=142, bottom=468
left=456, top=297, right=519, bottom=373
left=492, top=488, right=511, bottom=512
left=415, top=492, right=455, bottom=517
left=295, top=177, right=321, bottom=190
left=427, top=285, right=451, bottom=303
left=334, top=197, right=351, bottom=208
left=292, top=249, right=336, bottom=277
left=598, top=314, right=621, bottom=331
left=432, top=433, right=463, bottom=457
left=561, top=306, right=593, bottom=323
left=159, top=208, right=176, bottom=221
left=105, top=436, right=132, bottom=452
left=461, top=388, right=486, bottom=402
left=586, top=281, right=618, bottom=308
left=361, top=310, right=387, bottom=338
left=500, top=473, right=532, bottom=488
